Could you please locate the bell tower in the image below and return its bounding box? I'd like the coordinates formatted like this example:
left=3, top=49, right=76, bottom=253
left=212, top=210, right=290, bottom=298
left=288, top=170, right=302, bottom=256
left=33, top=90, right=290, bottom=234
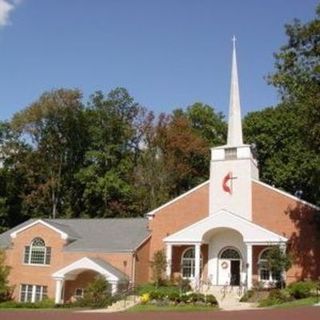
left=209, top=37, right=259, bottom=220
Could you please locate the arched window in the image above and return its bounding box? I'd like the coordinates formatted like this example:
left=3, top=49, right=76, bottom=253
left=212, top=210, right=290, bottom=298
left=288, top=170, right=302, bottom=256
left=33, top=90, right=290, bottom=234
left=24, top=237, right=51, bottom=265
left=220, top=248, right=241, bottom=259
left=181, top=247, right=203, bottom=278
left=258, top=248, right=280, bottom=282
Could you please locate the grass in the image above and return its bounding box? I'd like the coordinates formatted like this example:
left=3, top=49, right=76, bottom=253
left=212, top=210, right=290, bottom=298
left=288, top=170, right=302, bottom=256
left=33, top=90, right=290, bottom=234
left=128, top=304, right=219, bottom=312
left=270, top=296, right=319, bottom=309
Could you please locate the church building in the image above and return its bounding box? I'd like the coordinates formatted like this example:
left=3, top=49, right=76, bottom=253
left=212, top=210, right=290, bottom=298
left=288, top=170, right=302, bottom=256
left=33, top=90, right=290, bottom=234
left=0, top=41, right=319, bottom=304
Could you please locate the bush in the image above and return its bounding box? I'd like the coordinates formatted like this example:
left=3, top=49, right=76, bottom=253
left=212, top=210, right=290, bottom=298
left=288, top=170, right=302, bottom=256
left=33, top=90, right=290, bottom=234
left=0, top=299, right=55, bottom=309
left=75, top=275, right=112, bottom=309
left=259, top=289, right=292, bottom=307
left=205, top=294, right=218, bottom=306
left=287, top=281, right=316, bottom=299
left=240, top=290, right=254, bottom=302
left=188, top=293, right=205, bottom=304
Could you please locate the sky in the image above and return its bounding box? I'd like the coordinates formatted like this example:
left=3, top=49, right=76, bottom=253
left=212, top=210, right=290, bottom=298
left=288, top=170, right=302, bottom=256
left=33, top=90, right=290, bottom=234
left=0, top=0, right=319, bottom=121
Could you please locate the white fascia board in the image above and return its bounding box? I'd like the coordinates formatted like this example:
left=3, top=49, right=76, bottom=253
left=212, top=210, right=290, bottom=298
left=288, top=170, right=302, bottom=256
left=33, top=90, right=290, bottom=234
left=10, top=219, right=69, bottom=240
left=253, top=179, right=320, bottom=211
left=52, top=257, right=119, bottom=281
left=147, top=180, right=209, bottom=217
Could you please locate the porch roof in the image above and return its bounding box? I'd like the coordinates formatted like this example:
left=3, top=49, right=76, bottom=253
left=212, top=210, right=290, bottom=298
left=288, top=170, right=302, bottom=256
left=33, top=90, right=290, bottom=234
left=164, top=210, right=288, bottom=244
left=52, top=257, right=127, bottom=281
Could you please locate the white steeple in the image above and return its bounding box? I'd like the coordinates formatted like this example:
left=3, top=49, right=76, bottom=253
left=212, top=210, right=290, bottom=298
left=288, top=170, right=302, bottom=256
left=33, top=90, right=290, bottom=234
left=209, top=37, right=259, bottom=220
left=227, top=36, right=243, bottom=146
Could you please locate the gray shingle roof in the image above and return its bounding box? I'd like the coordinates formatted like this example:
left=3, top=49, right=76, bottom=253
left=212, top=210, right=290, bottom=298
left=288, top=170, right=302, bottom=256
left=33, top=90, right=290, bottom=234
left=0, top=218, right=150, bottom=253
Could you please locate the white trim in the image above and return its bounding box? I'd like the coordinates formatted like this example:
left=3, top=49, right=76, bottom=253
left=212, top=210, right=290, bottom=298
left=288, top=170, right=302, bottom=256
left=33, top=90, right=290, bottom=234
left=10, top=219, right=69, bottom=240
left=164, top=209, right=288, bottom=243
left=133, top=234, right=151, bottom=251
left=52, top=257, right=121, bottom=282
left=147, top=180, right=209, bottom=217
left=258, top=247, right=281, bottom=284
left=252, top=179, right=320, bottom=211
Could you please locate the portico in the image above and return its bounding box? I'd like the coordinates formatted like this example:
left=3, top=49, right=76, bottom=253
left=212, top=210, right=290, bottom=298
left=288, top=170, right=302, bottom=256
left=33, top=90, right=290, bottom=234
left=164, top=210, right=287, bottom=289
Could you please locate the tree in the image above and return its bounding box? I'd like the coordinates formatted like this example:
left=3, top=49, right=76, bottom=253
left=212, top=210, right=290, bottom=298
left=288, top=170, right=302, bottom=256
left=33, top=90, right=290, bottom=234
left=76, top=88, right=145, bottom=218
left=265, top=246, right=292, bottom=288
left=10, top=89, right=88, bottom=219
left=245, top=4, right=320, bottom=205
left=243, top=103, right=320, bottom=205
left=150, top=250, right=167, bottom=287
left=78, top=275, right=112, bottom=308
left=0, top=250, right=12, bottom=302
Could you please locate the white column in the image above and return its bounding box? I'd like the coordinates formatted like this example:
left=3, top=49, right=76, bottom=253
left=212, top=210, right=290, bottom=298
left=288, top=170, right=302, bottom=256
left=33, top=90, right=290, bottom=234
left=54, top=278, right=64, bottom=304
left=194, top=243, right=201, bottom=290
left=165, top=243, right=172, bottom=278
left=246, top=243, right=253, bottom=289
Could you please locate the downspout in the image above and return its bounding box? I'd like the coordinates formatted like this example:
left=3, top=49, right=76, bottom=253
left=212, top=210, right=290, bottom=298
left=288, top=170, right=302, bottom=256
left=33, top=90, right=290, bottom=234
left=131, top=250, right=136, bottom=286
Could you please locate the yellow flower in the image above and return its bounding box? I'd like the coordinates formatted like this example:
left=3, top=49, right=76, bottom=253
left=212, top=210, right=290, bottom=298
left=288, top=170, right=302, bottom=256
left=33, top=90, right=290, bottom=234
left=140, top=293, right=150, bottom=304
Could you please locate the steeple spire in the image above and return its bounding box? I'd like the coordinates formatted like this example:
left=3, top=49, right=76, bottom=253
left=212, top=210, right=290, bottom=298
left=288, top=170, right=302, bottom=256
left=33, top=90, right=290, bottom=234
left=227, top=36, right=243, bottom=146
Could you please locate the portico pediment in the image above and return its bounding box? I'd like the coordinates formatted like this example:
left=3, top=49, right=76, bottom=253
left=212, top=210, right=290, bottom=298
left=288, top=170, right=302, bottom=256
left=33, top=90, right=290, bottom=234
left=164, top=210, right=288, bottom=244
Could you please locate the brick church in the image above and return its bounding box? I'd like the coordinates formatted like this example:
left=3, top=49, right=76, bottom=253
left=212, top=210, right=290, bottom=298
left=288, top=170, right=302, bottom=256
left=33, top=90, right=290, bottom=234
left=0, top=41, right=319, bottom=304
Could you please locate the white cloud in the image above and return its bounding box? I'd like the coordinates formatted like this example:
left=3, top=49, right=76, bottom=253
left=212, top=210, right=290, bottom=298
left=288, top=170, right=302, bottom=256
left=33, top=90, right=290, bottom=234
left=0, top=0, right=21, bottom=27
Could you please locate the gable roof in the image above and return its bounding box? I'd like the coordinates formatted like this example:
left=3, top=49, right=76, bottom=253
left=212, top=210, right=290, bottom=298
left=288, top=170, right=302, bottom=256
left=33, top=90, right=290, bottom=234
left=147, top=180, right=209, bottom=217
left=52, top=257, right=127, bottom=281
left=164, top=209, right=288, bottom=244
left=0, top=218, right=150, bottom=253
left=253, top=179, right=320, bottom=211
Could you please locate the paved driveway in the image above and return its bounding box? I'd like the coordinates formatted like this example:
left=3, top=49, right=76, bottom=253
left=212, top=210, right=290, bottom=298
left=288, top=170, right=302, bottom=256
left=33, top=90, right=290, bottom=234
left=0, top=307, right=319, bottom=320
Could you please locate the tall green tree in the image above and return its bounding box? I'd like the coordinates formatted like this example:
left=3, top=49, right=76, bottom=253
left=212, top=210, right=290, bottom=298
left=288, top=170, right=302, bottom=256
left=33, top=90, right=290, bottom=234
left=11, top=89, right=88, bottom=219
left=76, top=88, right=145, bottom=218
left=263, top=4, right=320, bottom=204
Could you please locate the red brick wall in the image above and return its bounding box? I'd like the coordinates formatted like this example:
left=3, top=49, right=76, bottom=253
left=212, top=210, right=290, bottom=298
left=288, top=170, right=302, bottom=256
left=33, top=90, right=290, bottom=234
left=148, top=183, right=209, bottom=281
left=64, top=270, right=97, bottom=302
left=171, top=244, right=208, bottom=281
left=252, top=181, right=320, bottom=283
left=5, top=223, right=134, bottom=301
left=134, top=237, right=151, bottom=285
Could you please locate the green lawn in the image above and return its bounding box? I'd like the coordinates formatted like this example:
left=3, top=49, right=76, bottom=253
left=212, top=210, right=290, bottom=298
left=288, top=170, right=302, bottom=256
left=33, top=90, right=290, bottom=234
left=268, top=297, right=319, bottom=309
left=128, top=304, right=219, bottom=312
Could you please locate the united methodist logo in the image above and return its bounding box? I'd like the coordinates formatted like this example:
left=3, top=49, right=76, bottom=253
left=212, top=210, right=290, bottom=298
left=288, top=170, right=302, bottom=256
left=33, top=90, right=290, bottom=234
left=222, top=172, right=237, bottom=195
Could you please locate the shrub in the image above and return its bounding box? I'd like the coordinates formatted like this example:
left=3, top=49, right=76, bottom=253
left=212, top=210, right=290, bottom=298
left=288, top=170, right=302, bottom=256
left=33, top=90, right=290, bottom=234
left=140, top=293, right=150, bottom=304
left=205, top=294, right=218, bottom=306
left=168, top=291, right=180, bottom=303
left=0, top=250, right=13, bottom=302
left=259, top=289, right=292, bottom=307
left=287, top=281, right=316, bottom=299
left=176, top=277, right=191, bottom=293
left=240, top=290, right=254, bottom=302
left=0, top=299, right=55, bottom=309
left=188, top=293, right=205, bottom=304
left=76, top=275, right=112, bottom=309
left=150, top=250, right=167, bottom=287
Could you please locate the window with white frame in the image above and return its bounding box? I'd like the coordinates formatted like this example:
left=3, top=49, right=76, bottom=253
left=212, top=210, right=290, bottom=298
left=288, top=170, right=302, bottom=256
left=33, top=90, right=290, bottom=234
left=20, top=284, right=48, bottom=303
left=181, top=247, right=203, bottom=278
left=258, top=249, right=281, bottom=282
left=24, top=237, right=51, bottom=265
left=74, top=288, right=84, bottom=299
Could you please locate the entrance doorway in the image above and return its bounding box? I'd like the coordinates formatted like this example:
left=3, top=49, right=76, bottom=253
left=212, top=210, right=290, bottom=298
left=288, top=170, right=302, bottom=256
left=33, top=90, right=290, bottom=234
left=230, top=260, right=240, bottom=285
left=218, top=247, right=242, bottom=286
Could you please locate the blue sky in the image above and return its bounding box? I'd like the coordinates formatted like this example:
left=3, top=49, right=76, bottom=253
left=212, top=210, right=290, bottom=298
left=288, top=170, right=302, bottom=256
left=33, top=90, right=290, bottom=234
left=0, top=0, right=319, bottom=121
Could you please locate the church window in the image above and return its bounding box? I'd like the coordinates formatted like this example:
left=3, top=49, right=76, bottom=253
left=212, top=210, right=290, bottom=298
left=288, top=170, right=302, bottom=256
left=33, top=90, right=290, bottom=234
left=258, top=249, right=281, bottom=282
left=181, top=247, right=202, bottom=278
left=24, top=237, right=51, bottom=265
